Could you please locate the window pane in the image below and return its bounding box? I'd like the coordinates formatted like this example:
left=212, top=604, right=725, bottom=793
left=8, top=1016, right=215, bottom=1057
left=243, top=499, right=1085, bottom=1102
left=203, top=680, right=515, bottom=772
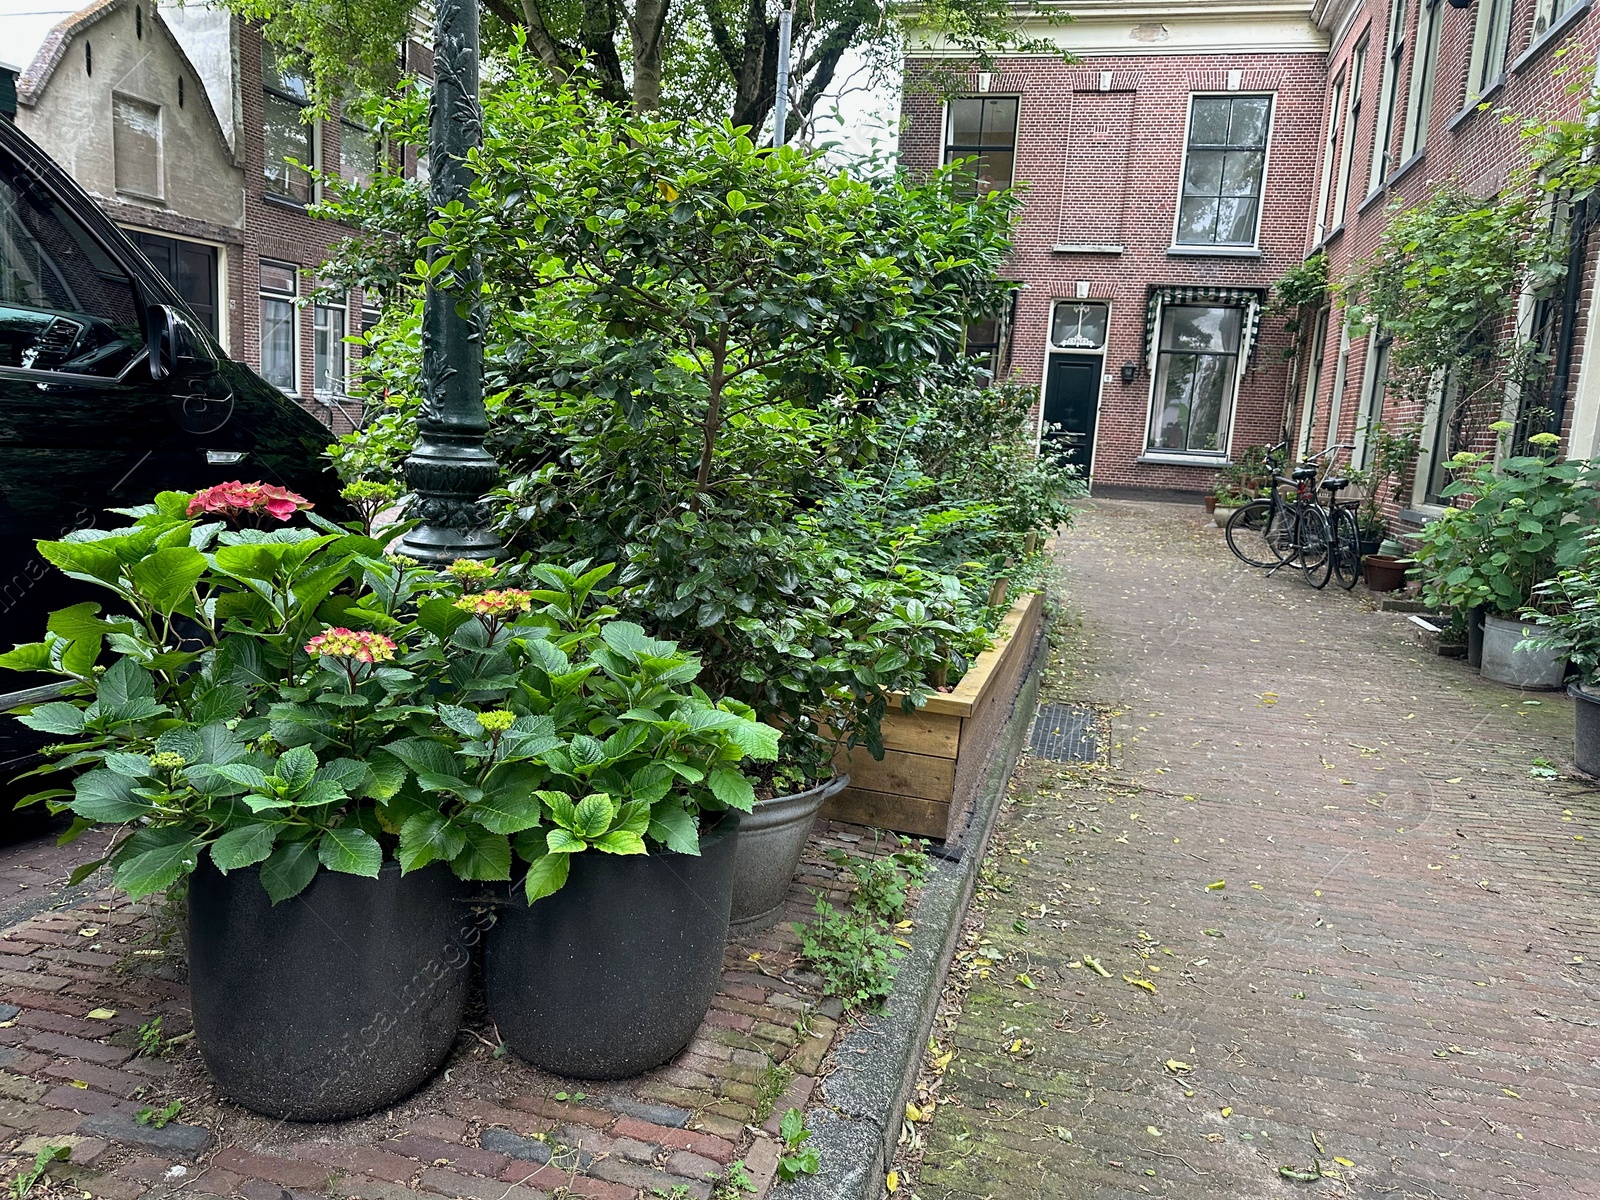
left=1189, top=98, right=1232, bottom=145
left=1177, top=197, right=1219, bottom=243
left=1220, top=150, right=1263, bottom=197
left=260, top=296, right=295, bottom=390
left=972, top=150, right=1014, bottom=192
left=112, top=96, right=161, bottom=199
left=1216, top=197, right=1259, bottom=244
left=339, top=120, right=379, bottom=188
left=1161, top=306, right=1240, bottom=353
left=1153, top=358, right=1197, bottom=449
left=981, top=98, right=1018, bottom=147
left=1228, top=98, right=1272, bottom=147
left=948, top=98, right=984, bottom=144
left=1051, top=301, right=1109, bottom=349
left=263, top=92, right=312, bottom=200
left=1186, top=356, right=1231, bottom=450
left=1183, top=150, right=1225, bottom=195
left=263, top=44, right=310, bottom=101
left=260, top=261, right=297, bottom=295
left=313, top=303, right=345, bottom=394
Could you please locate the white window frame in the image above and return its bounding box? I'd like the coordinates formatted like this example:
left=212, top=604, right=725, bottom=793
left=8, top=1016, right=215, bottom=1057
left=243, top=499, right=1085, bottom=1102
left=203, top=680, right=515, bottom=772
left=1314, top=75, right=1344, bottom=245
left=1409, top=366, right=1458, bottom=512
left=1352, top=335, right=1391, bottom=468
left=313, top=294, right=348, bottom=399
left=1399, top=0, right=1443, bottom=166
left=1144, top=302, right=1249, bottom=461
left=1171, top=93, right=1277, bottom=252
left=1332, top=38, right=1366, bottom=232
left=1296, top=307, right=1331, bottom=458
left=1467, top=0, right=1513, bottom=101
left=941, top=95, right=1022, bottom=195
left=1369, top=0, right=1407, bottom=194
left=259, top=259, right=300, bottom=396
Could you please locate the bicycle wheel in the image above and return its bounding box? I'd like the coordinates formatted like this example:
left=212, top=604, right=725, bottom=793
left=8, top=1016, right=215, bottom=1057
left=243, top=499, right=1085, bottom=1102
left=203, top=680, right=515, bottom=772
left=1299, top=505, right=1333, bottom=588
left=1225, top=499, right=1289, bottom=568
left=1329, top=507, right=1362, bottom=590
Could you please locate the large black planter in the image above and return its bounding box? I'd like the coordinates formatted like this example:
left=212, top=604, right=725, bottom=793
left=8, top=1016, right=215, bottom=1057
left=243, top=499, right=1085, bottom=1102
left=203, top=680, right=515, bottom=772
left=485, top=814, right=739, bottom=1080
left=1572, top=683, right=1600, bottom=776
left=1466, top=605, right=1486, bottom=671
left=188, top=859, right=473, bottom=1121
left=730, top=775, right=848, bottom=935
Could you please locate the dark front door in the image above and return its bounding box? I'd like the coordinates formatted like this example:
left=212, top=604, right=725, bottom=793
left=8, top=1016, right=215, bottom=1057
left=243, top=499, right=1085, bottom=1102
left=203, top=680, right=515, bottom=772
left=1042, top=353, right=1102, bottom=476
left=131, top=232, right=219, bottom=337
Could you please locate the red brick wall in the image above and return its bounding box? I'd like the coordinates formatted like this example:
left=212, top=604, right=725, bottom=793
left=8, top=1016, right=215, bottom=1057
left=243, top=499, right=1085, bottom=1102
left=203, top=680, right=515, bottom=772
left=901, top=53, right=1328, bottom=495
left=1293, top=0, right=1599, bottom=527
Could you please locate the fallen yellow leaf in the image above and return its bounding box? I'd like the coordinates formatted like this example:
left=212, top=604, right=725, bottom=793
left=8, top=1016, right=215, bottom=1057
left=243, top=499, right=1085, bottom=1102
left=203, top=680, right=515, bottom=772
left=1123, top=974, right=1157, bottom=995
left=905, top=1102, right=923, bottom=1122
left=1221, top=1106, right=1233, bottom=1117
left=886, top=1169, right=899, bottom=1193
left=1334, top=1157, right=1355, bottom=1167
left=1164, top=1059, right=1192, bottom=1073
left=1206, top=879, right=1226, bottom=891
left=85, top=1009, right=116, bottom=1020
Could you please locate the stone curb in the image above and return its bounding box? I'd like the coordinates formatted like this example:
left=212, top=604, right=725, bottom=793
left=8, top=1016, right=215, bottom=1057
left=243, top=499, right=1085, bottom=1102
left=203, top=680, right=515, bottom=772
left=773, top=606, right=1051, bottom=1200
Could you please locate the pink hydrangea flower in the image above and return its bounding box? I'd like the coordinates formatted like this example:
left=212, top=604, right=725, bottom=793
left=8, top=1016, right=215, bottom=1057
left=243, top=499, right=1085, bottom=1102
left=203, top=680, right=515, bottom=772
left=188, top=481, right=311, bottom=522
left=452, top=589, right=534, bottom=618
left=304, top=627, right=398, bottom=664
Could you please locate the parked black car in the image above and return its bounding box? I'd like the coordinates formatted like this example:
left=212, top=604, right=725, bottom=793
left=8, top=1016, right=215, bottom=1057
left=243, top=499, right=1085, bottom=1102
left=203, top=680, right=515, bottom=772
left=0, top=117, right=349, bottom=788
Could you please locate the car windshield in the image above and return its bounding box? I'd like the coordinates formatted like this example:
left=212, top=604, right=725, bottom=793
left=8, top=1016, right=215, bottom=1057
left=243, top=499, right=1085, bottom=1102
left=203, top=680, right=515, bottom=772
left=0, top=156, right=143, bottom=377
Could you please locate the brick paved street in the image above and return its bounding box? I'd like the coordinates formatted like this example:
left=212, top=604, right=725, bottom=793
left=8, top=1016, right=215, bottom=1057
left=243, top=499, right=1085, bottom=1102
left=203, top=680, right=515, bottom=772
left=914, top=499, right=1599, bottom=1200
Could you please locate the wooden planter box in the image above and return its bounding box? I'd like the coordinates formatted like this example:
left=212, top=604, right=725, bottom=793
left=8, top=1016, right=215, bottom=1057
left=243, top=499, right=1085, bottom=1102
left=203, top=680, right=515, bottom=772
left=822, top=589, right=1045, bottom=842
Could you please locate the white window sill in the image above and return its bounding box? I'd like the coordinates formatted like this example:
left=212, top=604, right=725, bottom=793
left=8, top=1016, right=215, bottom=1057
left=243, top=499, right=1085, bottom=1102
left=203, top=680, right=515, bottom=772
left=1137, top=453, right=1231, bottom=467
left=1166, top=245, right=1262, bottom=259
left=1511, top=0, right=1592, bottom=75
left=1052, top=243, right=1125, bottom=255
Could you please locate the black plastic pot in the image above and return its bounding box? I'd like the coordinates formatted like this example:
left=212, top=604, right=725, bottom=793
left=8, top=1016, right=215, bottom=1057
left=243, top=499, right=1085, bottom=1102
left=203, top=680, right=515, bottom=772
left=1466, top=605, right=1486, bottom=671
left=730, top=775, right=848, bottom=934
left=188, top=859, right=474, bottom=1121
left=485, top=813, right=740, bottom=1079
left=1571, top=683, right=1600, bottom=776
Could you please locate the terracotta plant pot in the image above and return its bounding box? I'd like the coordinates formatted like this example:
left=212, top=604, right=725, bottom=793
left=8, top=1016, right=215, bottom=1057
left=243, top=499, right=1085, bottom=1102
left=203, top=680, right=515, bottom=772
left=1361, top=553, right=1411, bottom=592
left=1203, top=495, right=1218, bottom=513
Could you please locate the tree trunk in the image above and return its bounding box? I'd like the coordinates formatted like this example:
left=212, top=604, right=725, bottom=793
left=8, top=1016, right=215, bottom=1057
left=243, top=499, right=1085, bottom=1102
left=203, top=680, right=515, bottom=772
left=629, top=0, right=670, bottom=110
left=727, top=0, right=777, bottom=136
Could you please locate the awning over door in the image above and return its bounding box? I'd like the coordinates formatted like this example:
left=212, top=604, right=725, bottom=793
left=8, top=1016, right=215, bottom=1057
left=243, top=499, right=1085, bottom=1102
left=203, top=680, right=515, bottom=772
left=1143, top=285, right=1266, bottom=371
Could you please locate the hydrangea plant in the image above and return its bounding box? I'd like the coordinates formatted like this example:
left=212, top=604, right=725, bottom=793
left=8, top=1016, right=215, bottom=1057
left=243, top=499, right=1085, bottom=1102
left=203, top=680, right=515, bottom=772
left=2, top=488, right=775, bottom=903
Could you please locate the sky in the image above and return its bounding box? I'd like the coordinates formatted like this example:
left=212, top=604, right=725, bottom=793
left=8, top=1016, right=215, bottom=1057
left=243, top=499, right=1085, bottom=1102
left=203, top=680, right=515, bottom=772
left=808, top=48, right=903, bottom=167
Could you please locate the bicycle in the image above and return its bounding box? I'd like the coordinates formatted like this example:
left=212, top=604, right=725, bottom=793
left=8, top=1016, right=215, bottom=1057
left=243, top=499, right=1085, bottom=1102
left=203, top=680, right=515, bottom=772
left=1225, top=443, right=1354, bottom=581
left=1304, top=475, right=1362, bottom=591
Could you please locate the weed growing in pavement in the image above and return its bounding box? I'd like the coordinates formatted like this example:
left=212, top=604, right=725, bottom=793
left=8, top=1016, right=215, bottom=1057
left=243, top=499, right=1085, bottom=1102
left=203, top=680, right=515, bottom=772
left=754, top=1062, right=793, bottom=1123
left=7, top=1145, right=68, bottom=1199
left=135, top=1100, right=182, bottom=1129
left=828, top=836, right=932, bottom=921
left=135, top=1017, right=165, bottom=1058
left=711, top=1161, right=757, bottom=1197
left=797, top=897, right=902, bottom=1009
left=776, top=1108, right=820, bottom=1181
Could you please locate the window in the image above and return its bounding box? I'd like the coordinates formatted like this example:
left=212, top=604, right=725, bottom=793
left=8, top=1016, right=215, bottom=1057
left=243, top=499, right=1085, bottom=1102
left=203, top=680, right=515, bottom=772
left=1315, top=75, right=1344, bottom=244
left=943, top=97, right=1019, bottom=196
left=1531, top=0, right=1580, bottom=40
left=1050, top=301, right=1109, bottom=350
left=1370, top=0, right=1406, bottom=191
left=1297, top=308, right=1331, bottom=457
left=0, top=153, right=142, bottom=376
left=1356, top=337, right=1392, bottom=468
left=1176, top=95, right=1273, bottom=248
left=339, top=104, right=381, bottom=190
left=1148, top=305, right=1244, bottom=454
left=313, top=296, right=347, bottom=396
left=1469, top=0, right=1513, bottom=97
left=1332, top=40, right=1366, bottom=230
left=132, top=232, right=218, bottom=337
left=1419, top=367, right=1463, bottom=505
left=263, top=45, right=314, bottom=202
left=259, top=260, right=298, bottom=392
left=1400, top=0, right=1442, bottom=164
left=112, top=95, right=162, bottom=200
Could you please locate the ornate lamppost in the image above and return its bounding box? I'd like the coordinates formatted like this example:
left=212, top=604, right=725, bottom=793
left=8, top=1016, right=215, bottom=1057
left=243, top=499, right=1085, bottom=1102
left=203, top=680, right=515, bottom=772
left=395, top=0, right=503, bottom=564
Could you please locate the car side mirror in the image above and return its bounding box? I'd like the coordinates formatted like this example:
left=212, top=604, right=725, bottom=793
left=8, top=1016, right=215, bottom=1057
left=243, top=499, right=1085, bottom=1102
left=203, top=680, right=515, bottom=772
left=147, top=304, right=217, bottom=382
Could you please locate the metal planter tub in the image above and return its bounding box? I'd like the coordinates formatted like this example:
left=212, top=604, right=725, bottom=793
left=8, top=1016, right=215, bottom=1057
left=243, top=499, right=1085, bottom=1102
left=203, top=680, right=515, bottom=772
left=1480, top=614, right=1567, bottom=690
left=730, top=775, right=848, bottom=935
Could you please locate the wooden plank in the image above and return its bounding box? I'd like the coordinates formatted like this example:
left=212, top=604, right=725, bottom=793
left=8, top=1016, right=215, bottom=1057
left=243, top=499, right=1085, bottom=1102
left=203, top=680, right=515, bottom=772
left=916, top=590, right=1044, bottom=717
left=877, top=709, right=961, bottom=757
left=837, top=747, right=955, bottom=803
left=821, top=786, right=950, bottom=839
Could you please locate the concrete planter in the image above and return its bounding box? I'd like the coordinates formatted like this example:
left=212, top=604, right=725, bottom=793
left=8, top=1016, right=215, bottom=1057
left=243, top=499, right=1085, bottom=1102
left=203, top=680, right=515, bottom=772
left=1481, top=614, right=1567, bottom=690
left=1213, top=504, right=1246, bottom=528
left=730, top=774, right=849, bottom=934
left=825, top=590, right=1045, bottom=840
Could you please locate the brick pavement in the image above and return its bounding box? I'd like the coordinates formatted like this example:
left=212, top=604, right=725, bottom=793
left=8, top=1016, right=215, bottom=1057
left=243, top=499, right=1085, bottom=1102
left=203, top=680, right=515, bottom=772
left=909, top=499, right=1600, bottom=1200
left=0, top=820, right=916, bottom=1199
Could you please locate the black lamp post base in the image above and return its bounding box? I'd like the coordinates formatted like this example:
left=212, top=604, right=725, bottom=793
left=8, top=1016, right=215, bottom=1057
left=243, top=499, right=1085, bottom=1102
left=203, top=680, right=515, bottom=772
left=393, top=441, right=503, bottom=565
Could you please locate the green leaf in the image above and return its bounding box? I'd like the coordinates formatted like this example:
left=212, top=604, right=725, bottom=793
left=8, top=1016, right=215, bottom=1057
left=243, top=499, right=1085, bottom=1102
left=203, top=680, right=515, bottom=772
left=572, top=793, right=615, bottom=837
left=537, top=789, right=578, bottom=829
left=37, top=538, right=122, bottom=583
left=260, top=840, right=320, bottom=903
left=277, top=746, right=318, bottom=792
left=417, top=597, right=473, bottom=639
left=98, top=658, right=154, bottom=713
left=593, top=830, right=646, bottom=855
left=546, top=827, right=588, bottom=854
left=70, top=770, right=149, bottom=822
left=127, top=546, right=207, bottom=614
left=397, top=812, right=467, bottom=873
left=708, top=767, right=756, bottom=811
left=113, top=836, right=200, bottom=899
left=381, top=737, right=458, bottom=778
left=318, top=827, right=383, bottom=877
left=0, top=641, right=52, bottom=673
left=104, top=753, right=152, bottom=778
left=470, top=787, right=544, bottom=835
left=209, top=824, right=278, bottom=872
left=451, top=826, right=512, bottom=881
left=726, top=719, right=781, bottom=761
left=648, top=804, right=700, bottom=855
left=16, top=702, right=86, bottom=736
left=154, top=727, right=204, bottom=763
left=213, top=763, right=271, bottom=792
left=438, top=704, right=487, bottom=738
left=522, top=849, right=570, bottom=902
left=569, top=734, right=608, bottom=769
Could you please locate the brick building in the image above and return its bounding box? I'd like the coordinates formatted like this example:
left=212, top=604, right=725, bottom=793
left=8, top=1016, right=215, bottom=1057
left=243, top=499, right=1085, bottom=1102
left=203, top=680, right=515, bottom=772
left=0, top=0, right=422, bottom=435
left=901, top=0, right=1600, bottom=510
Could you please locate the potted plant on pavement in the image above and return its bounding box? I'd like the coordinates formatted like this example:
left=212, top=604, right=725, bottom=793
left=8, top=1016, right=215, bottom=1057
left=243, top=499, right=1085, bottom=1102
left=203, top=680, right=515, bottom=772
left=1213, top=487, right=1255, bottom=528
left=1414, top=435, right=1597, bottom=688
left=1527, top=540, right=1600, bottom=774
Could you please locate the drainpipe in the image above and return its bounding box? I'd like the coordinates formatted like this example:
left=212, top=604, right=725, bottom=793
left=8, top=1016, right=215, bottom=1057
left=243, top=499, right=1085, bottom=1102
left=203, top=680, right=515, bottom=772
left=773, top=0, right=792, bottom=148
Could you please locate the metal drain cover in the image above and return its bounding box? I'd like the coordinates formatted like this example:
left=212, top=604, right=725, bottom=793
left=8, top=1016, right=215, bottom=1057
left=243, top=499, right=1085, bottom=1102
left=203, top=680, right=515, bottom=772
left=1028, top=703, right=1100, bottom=762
